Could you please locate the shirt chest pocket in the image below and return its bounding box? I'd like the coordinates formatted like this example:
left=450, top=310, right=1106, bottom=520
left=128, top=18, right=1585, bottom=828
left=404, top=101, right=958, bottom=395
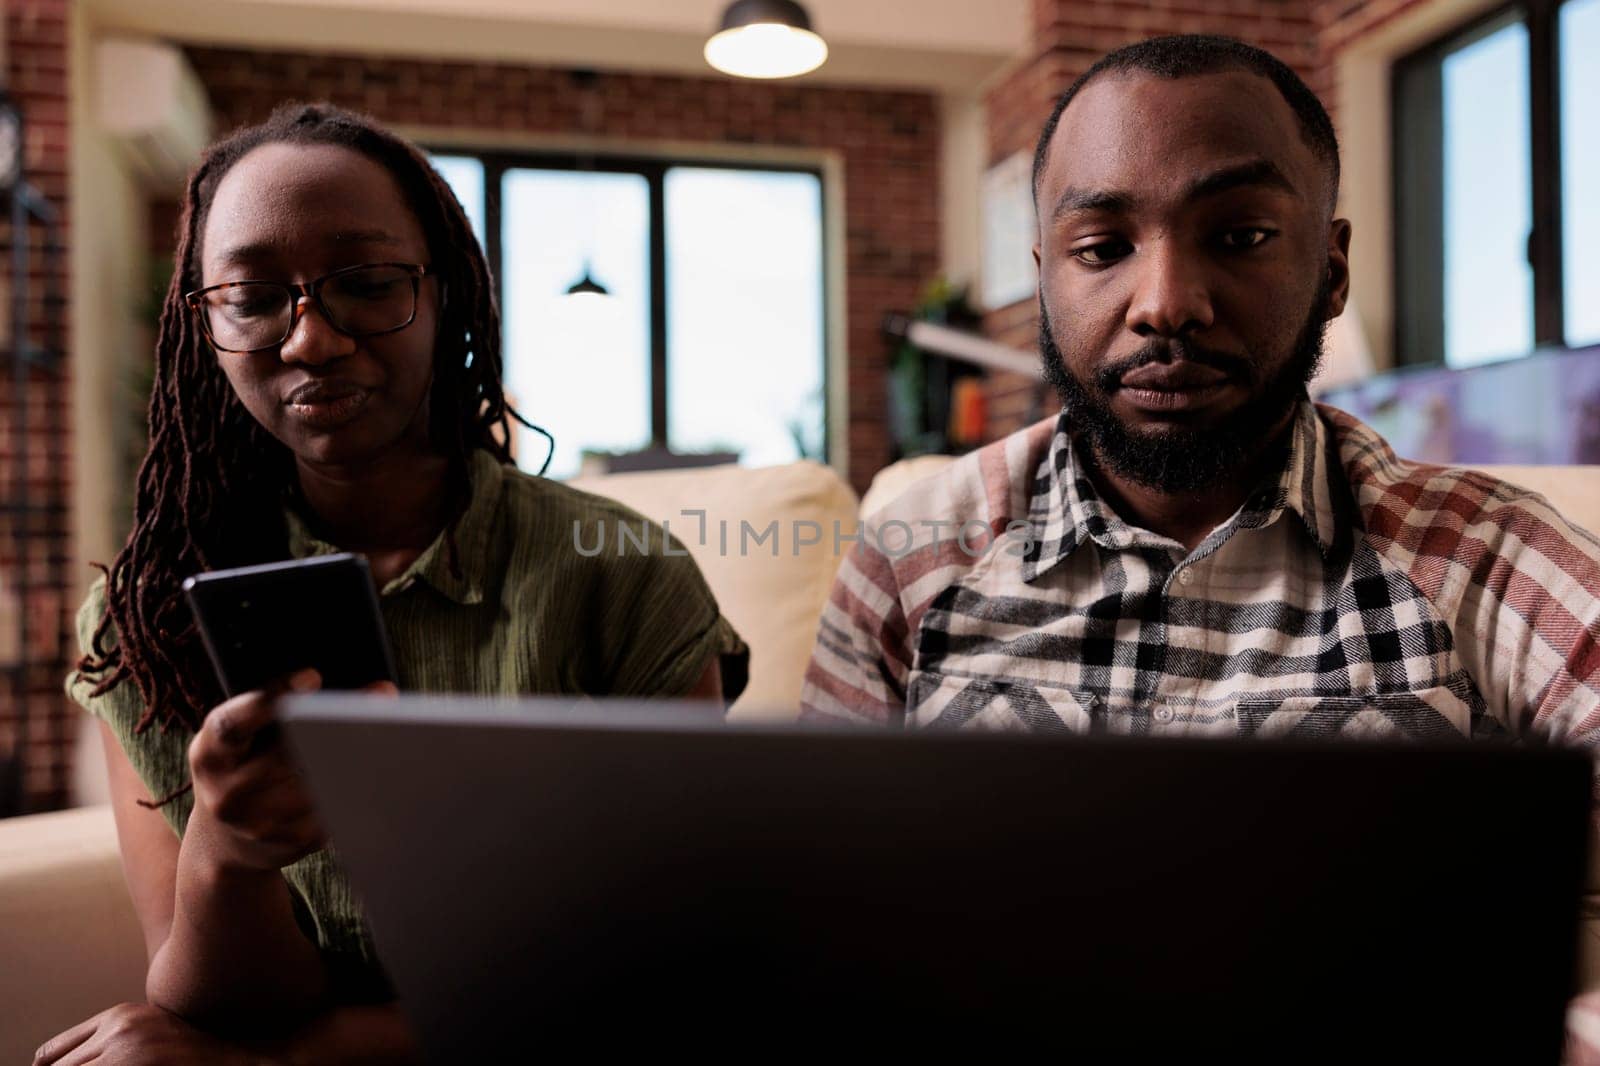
left=1233, top=685, right=1473, bottom=742
left=905, top=670, right=1099, bottom=732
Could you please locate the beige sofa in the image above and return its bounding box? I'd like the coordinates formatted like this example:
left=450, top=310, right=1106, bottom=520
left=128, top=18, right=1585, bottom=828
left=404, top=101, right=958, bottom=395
left=3, top=456, right=1597, bottom=1061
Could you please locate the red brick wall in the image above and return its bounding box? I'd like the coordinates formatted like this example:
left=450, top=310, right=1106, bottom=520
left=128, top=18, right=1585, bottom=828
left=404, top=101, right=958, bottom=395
left=1, top=0, right=72, bottom=813
left=179, top=46, right=942, bottom=498
left=980, top=0, right=1334, bottom=438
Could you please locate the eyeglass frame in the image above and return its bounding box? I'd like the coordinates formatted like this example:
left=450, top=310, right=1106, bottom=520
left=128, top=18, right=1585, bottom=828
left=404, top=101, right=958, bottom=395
left=183, top=261, right=432, bottom=354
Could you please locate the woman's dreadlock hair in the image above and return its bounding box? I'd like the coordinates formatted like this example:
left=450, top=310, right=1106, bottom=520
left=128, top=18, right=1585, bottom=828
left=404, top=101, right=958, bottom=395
left=77, top=102, right=520, bottom=744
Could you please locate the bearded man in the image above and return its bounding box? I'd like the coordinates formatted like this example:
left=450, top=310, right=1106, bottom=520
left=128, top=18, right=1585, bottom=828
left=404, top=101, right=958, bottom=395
left=805, top=33, right=1598, bottom=749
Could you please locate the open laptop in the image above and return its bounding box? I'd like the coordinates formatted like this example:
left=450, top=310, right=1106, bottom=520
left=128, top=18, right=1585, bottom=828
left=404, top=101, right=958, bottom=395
left=280, top=693, right=1593, bottom=1061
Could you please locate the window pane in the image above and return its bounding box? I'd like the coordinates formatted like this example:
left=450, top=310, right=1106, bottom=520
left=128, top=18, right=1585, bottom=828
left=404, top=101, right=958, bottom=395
left=1562, top=0, right=1600, bottom=347
left=664, top=168, right=825, bottom=466
left=1442, top=19, right=1534, bottom=367
left=501, top=169, right=652, bottom=478
left=428, top=154, right=486, bottom=250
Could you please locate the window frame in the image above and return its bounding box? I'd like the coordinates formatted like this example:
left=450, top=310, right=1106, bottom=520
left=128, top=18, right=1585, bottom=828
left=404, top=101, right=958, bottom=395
left=1391, top=0, right=1572, bottom=366
left=425, top=146, right=831, bottom=462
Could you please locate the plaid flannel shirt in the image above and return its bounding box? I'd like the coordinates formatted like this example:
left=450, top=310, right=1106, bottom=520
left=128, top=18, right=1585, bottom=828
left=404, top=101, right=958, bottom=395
left=803, top=401, right=1600, bottom=745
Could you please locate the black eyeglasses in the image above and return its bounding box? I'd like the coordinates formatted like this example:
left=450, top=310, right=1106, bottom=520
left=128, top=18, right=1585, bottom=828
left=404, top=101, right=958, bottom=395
left=185, top=262, right=430, bottom=354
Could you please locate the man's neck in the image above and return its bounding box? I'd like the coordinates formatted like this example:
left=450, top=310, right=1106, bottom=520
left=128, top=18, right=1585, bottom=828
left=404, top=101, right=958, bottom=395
left=1081, top=413, right=1296, bottom=555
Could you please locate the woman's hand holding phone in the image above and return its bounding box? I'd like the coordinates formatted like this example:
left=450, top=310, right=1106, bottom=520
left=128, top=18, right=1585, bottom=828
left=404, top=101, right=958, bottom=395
left=186, top=669, right=398, bottom=873
left=135, top=671, right=400, bottom=1027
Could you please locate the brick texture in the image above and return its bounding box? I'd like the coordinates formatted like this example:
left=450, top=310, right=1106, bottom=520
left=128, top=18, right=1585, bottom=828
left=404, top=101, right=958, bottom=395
left=0, top=0, right=72, bottom=813
left=180, top=47, right=942, bottom=499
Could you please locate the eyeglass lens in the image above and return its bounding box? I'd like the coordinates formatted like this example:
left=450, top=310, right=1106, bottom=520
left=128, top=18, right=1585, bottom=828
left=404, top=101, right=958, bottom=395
left=200, top=265, right=416, bottom=351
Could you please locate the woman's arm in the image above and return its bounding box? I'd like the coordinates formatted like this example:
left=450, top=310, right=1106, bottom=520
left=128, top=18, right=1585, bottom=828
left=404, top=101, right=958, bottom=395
left=61, top=714, right=435, bottom=1064
left=149, top=810, right=331, bottom=1028
left=33, top=998, right=423, bottom=1066
left=99, top=720, right=179, bottom=962
left=147, top=682, right=340, bottom=1028
left=101, top=686, right=335, bottom=1030
left=101, top=713, right=332, bottom=1028
left=101, top=685, right=425, bottom=1040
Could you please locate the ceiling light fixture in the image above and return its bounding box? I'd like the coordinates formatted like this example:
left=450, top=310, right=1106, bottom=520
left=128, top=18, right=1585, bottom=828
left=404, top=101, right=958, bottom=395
left=565, top=266, right=610, bottom=299
left=564, top=70, right=611, bottom=302
left=705, top=0, right=828, bottom=80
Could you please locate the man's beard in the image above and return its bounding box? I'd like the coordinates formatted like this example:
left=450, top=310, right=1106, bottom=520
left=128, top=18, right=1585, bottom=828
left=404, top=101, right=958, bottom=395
left=1040, top=279, right=1330, bottom=495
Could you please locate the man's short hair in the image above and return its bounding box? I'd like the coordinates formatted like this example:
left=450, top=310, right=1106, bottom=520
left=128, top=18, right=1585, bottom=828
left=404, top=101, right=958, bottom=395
left=1031, top=35, right=1340, bottom=208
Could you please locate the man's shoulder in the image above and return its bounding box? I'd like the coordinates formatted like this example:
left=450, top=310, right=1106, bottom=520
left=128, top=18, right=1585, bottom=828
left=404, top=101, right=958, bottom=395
left=864, top=415, right=1056, bottom=542
left=831, top=415, right=1058, bottom=627
left=1319, top=403, right=1600, bottom=594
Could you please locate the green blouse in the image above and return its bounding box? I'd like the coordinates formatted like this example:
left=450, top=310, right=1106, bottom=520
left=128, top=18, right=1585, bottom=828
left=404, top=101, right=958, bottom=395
left=67, top=448, right=747, bottom=996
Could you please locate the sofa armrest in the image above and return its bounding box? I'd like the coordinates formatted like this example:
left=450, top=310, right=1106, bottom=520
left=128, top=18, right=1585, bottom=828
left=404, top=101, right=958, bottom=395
left=0, top=805, right=147, bottom=1063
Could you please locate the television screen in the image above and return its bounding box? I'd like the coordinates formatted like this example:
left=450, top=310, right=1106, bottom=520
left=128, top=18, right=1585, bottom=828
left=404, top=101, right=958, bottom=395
left=1317, top=345, right=1600, bottom=465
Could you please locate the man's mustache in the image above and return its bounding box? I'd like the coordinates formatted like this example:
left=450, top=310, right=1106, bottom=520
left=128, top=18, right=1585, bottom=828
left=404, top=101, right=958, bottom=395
left=1093, top=341, right=1256, bottom=392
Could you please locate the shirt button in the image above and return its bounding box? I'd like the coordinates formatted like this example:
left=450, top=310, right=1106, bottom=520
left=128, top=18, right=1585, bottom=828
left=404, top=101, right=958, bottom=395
left=1177, top=567, right=1194, bottom=587
left=1154, top=706, right=1174, bottom=723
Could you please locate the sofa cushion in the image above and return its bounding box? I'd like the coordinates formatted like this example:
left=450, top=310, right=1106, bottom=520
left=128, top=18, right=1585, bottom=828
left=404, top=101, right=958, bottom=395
left=572, top=460, right=858, bottom=719
left=0, top=805, right=146, bottom=1063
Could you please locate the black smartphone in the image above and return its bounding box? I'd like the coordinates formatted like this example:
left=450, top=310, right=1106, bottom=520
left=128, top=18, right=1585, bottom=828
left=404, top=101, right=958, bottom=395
left=182, top=553, right=398, bottom=698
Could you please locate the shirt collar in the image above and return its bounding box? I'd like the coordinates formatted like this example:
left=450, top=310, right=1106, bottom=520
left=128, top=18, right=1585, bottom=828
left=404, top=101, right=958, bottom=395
left=1242, top=399, right=1344, bottom=559
left=284, top=448, right=507, bottom=605
left=1021, top=400, right=1339, bottom=583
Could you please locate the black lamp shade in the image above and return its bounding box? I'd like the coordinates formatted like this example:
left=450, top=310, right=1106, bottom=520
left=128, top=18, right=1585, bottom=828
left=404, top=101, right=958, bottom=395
left=706, top=0, right=827, bottom=79
left=718, top=0, right=813, bottom=32
left=566, top=271, right=609, bottom=297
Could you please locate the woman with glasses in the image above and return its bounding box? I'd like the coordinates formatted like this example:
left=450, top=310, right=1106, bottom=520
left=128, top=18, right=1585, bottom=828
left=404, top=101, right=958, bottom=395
left=42, top=104, right=746, bottom=1064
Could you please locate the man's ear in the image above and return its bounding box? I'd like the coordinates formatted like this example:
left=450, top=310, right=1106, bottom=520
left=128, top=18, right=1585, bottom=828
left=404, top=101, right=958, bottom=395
left=1325, top=218, right=1352, bottom=320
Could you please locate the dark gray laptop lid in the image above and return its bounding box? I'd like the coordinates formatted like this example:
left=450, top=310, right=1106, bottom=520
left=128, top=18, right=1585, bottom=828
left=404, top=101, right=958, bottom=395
left=281, top=692, right=1592, bottom=1062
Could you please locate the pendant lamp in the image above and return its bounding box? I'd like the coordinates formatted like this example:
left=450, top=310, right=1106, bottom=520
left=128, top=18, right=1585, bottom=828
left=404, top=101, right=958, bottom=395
left=705, top=0, right=828, bottom=80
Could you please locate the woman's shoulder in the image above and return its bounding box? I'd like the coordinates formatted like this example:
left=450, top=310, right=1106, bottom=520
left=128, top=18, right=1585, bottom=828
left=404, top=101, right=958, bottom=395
left=497, top=460, right=657, bottom=520
left=488, top=460, right=747, bottom=697
left=68, top=576, right=161, bottom=726
left=492, top=460, right=697, bottom=564
left=75, top=569, right=110, bottom=620
left=481, top=459, right=728, bottom=637
left=67, top=572, right=115, bottom=698
left=66, top=573, right=134, bottom=716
